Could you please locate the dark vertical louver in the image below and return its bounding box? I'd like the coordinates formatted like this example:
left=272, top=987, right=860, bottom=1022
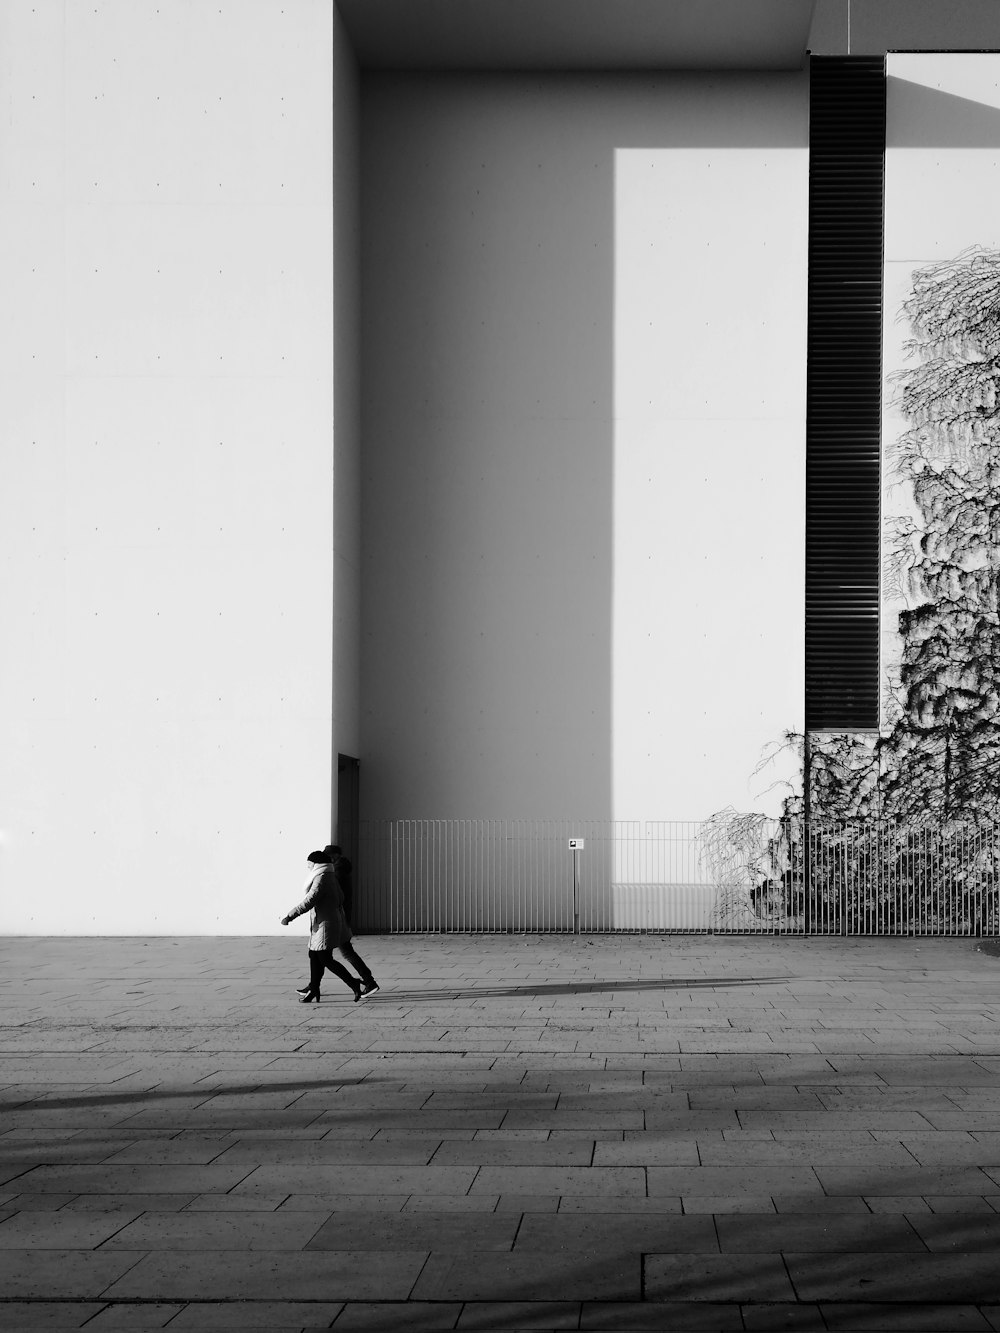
left=806, top=56, right=885, bottom=732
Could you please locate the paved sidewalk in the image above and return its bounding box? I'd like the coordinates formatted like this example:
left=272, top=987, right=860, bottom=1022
left=1, top=933, right=1000, bottom=1331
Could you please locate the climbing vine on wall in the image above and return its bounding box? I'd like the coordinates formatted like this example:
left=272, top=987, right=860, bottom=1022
left=817, top=246, right=1000, bottom=821
left=705, top=249, right=1000, bottom=928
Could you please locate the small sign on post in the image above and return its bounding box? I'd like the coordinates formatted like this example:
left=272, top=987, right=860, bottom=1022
left=568, top=838, right=584, bottom=932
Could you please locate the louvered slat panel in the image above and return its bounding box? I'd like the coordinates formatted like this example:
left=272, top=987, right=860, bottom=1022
left=805, top=56, right=885, bottom=732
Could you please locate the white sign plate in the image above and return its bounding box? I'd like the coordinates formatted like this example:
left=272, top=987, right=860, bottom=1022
left=568, top=838, right=585, bottom=851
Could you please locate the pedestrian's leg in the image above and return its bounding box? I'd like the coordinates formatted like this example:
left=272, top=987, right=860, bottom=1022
left=338, top=941, right=377, bottom=992
left=299, top=950, right=325, bottom=1002
left=322, top=951, right=362, bottom=1001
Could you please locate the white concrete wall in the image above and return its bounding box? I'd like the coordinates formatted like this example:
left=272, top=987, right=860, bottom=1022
left=613, top=139, right=807, bottom=823
left=333, top=5, right=362, bottom=770
left=882, top=54, right=1000, bottom=712
left=0, top=0, right=335, bottom=933
left=361, top=72, right=807, bottom=825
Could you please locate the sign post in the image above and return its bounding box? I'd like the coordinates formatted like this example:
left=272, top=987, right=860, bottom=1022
left=567, top=838, right=584, bottom=934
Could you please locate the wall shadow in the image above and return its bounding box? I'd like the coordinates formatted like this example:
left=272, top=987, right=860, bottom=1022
left=888, top=77, right=1000, bottom=148
left=358, top=69, right=807, bottom=915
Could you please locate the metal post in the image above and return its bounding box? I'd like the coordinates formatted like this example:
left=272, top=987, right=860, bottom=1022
left=573, top=849, right=580, bottom=935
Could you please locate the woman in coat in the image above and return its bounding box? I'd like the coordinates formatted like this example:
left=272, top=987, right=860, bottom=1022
left=280, top=850, right=379, bottom=1003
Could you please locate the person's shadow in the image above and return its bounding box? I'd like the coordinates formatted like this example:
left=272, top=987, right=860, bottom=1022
left=364, top=976, right=789, bottom=1001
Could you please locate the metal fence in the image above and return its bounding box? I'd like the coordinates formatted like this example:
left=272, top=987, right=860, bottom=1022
left=353, top=818, right=1000, bottom=936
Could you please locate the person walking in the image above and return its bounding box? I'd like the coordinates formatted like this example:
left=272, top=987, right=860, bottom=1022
left=280, top=850, right=379, bottom=1002
left=323, top=843, right=354, bottom=924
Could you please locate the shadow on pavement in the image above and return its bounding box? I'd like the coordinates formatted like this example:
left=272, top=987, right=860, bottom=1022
left=0, top=1078, right=373, bottom=1114
left=365, top=976, right=790, bottom=1001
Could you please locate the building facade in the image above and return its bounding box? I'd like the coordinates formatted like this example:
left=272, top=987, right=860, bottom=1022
left=3, top=1, right=1000, bottom=932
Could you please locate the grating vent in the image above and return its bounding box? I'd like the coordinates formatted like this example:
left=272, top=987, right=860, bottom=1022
left=805, top=56, right=885, bottom=732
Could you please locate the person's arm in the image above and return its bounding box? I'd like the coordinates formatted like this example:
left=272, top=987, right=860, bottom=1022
left=280, top=880, right=320, bottom=926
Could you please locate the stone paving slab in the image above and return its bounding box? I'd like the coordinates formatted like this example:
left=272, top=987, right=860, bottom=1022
left=210, top=1138, right=442, bottom=1164
left=0, top=1303, right=110, bottom=1328
left=308, top=1210, right=521, bottom=1251
left=82, top=1302, right=187, bottom=1328
left=713, top=1213, right=924, bottom=1252
left=579, top=1303, right=745, bottom=1330
left=9, top=1164, right=257, bottom=1194
left=820, top=1304, right=998, bottom=1331
left=3, top=932, right=1000, bottom=1327
left=469, top=1166, right=645, bottom=1196
left=429, top=1139, right=594, bottom=1165
left=643, top=1252, right=797, bottom=1302
left=0, top=1248, right=150, bottom=1298
left=786, top=1249, right=1000, bottom=1302
left=332, top=1303, right=462, bottom=1329
left=167, top=1302, right=346, bottom=1327
left=691, top=1139, right=919, bottom=1166
left=103, top=1249, right=429, bottom=1301
left=815, top=1165, right=1000, bottom=1195
left=514, top=1212, right=718, bottom=1253
left=0, top=1210, right=142, bottom=1248
left=648, top=1164, right=826, bottom=1196
left=100, top=1210, right=334, bottom=1250
left=455, top=1302, right=581, bottom=1329
left=412, top=1249, right=639, bottom=1301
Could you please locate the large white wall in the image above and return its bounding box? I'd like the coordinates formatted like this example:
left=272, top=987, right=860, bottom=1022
left=613, top=136, right=807, bottom=822
left=0, top=0, right=336, bottom=933
left=361, top=72, right=806, bottom=823
left=333, top=5, right=362, bottom=772
left=882, top=54, right=1000, bottom=711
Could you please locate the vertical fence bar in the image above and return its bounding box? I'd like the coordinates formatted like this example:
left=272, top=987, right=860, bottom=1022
left=408, top=819, right=415, bottom=933
left=890, top=819, right=896, bottom=937
left=402, top=820, right=409, bottom=933
left=388, top=820, right=394, bottom=933
left=492, top=820, right=497, bottom=933
left=451, top=817, right=457, bottom=932
left=423, top=821, right=430, bottom=933
left=418, top=821, right=426, bottom=933
left=481, top=816, right=485, bottom=932
left=401, top=820, right=408, bottom=934
left=529, top=820, right=534, bottom=931
left=386, top=815, right=394, bottom=933
left=385, top=820, right=392, bottom=933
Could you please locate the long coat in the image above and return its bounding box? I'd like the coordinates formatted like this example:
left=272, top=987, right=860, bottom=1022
left=285, top=865, right=352, bottom=950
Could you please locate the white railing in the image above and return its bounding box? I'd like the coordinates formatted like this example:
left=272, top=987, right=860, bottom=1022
left=353, top=818, right=1000, bottom=935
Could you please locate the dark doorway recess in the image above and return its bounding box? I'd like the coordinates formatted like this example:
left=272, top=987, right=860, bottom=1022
left=805, top=55, right=885, bottom=732
left=337, top=754, right=360, bottom=872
